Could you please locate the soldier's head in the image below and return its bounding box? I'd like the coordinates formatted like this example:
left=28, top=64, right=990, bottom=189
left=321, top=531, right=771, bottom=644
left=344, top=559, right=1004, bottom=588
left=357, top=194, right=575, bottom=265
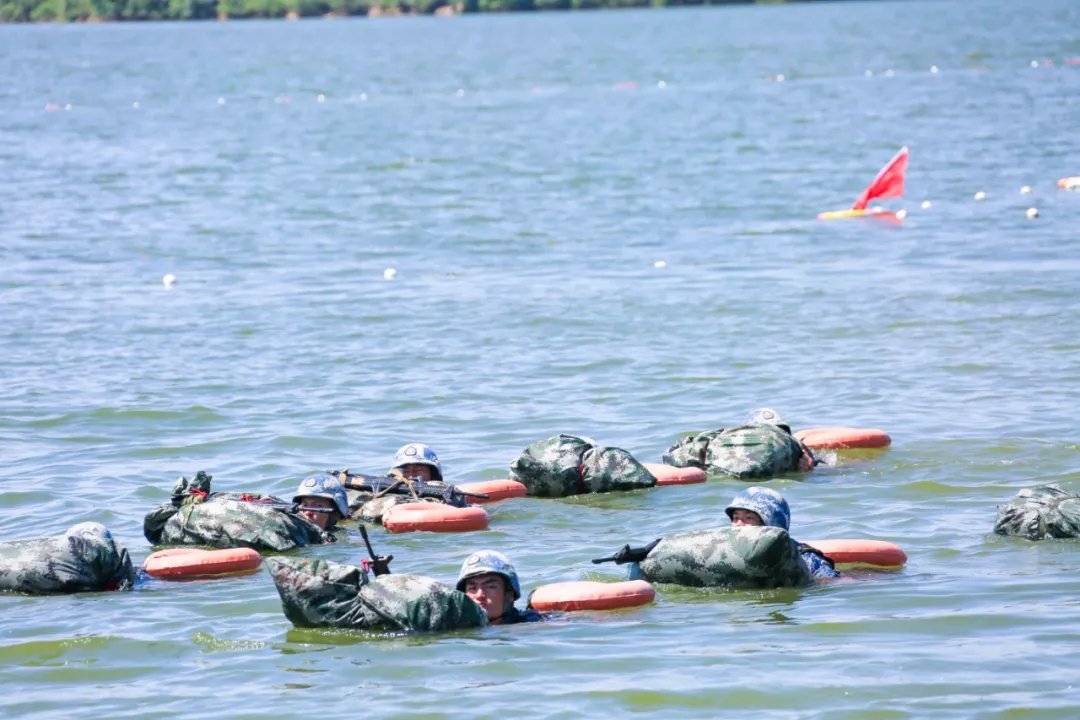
left=457, top=550, right=521, bottom=624
left=293, top=473, right=349, bottom=530
left=744, top=408, right=793, bottom=435
left=726, top=486, right=791, bottom=531
left=391, top=443, right=443, bottom=483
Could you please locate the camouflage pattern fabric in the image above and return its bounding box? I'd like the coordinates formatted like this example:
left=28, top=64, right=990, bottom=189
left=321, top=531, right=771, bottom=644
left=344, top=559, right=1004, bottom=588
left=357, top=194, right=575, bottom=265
left=637, top=526, right=812, bottom=588
left=509, top=434, right=657, bottom=498
left=799, top=547, right=841, bottom=580
left=266, top=557, right=488, bottom=633
left=502, top=606, right=545, bottom=624
left=357, top=495, right=412, bottom=524
left=0, top=522, right=135, bottom=595
left=664, top=425, right=811, bottom=480
left=994, top=485, right=1080, bottom=540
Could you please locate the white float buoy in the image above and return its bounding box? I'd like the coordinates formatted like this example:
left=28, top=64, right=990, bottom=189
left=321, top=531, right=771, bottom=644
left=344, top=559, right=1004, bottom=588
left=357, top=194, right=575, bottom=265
left=776, top=74, right=785, bottom=82
left=654, top=261, right=666, bottom=269
left=360, top=93, right=368, bottom=101
left=895, top=209, right=908, bottom=220
left=162, top=274, right=177, bottom=288
left=865, top=70, right=873, bottom=77
left=1020, top=186, right=1032, bottom=194
left=1026, top=207, right=1039, bottom=219
left=133, top=101, right=140, bottom=109
left=930, top=65, right=939, bottom=73
left=974, top=191, right=986, bottom=201
left=1031, top=60, right=1039, bottom=68
left=456, top=89, right=465, bottom=97
left=317, top=94, right=326, bottom=103
left=885, top=69, right=895, bottom=77
left=383, top=268, right=397, bottom=280
left=217, top=97, right=226, bottom=105
left=65, top=104, right=72, bottom=110
left=657, top=80, right=666, bottom=89
left=921, top=200, right=932, bottom=209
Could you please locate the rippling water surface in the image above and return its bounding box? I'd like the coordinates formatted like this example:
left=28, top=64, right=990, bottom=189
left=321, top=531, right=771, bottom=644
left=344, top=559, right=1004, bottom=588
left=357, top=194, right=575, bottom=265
left=3, top=1, right=1080, bottom=716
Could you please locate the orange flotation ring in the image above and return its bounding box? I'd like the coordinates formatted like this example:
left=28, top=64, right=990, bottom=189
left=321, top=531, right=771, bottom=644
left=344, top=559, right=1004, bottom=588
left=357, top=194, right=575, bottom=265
left=382, top=503, right=490, bottom=533
left=642, top=463, right=707, bottom=486
left=455, top=479, right=528, bottom=503
left=803, top=539, right=907, bottom=569
left=795, top=427, right=892, bottom=450
left=142, top=547, right=263, bottom=580
left=527, top=580, right=655, bottom=612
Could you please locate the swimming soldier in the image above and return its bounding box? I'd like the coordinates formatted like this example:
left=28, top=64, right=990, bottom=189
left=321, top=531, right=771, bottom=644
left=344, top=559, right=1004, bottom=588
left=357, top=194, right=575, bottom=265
left=725, top=486, right=839, bottom=580
left=457, top=550, right=544, bottom=625
left=346, top=443, right=458, bottom=523
left=663, top=408, right=816, bottom=480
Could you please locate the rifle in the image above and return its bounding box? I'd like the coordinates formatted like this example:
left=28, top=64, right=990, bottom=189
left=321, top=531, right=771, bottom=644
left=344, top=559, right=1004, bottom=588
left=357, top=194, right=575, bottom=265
left=331, top=469, right=489, bottom=508
left=218, top=497, right=337, bottom=515
left=358, top=525, right=393, bottom=576
left=591, top=539, right=661, bottom=566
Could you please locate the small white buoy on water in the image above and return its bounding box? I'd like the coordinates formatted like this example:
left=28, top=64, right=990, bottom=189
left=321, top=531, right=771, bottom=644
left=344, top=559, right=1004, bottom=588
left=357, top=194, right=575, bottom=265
left=360, top=93, right=368, bottom=101
left=654, top=260, right=667, bottom=269
left=1026, top=207, right=1039, bottom=219
left=456, top=89, right=465, bottom=97
left=383, top=268, right=397, bottom=280
left=65, top=104, right=72, bottom=110
left=162, top=273, right=177, bottom=288
left=317, top=94, right=326, bottom=103
left=133, top=101, right=140, bottom=109
left=865, top=70, right=874, bottom=77
left=930, top=65, right=939, bottom=73
left=921, top=200, right=932, bottom=209
left=974, top=191, right=986, bottom=201
left=885, top=69, right=895, bottom=77
left=217, top=97, right=226, bottom=105
left=1031, top=60, right=1039, bottom=68
left=1020, top=186, right=1032, bottom=194
left=657, top=80, right=666, bottom=89
left=895, top=209, right=908, bottom=220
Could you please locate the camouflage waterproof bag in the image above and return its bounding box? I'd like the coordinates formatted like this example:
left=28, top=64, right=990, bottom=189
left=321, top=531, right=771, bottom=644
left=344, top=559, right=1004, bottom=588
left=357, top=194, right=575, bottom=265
left=705, top=424, right=808, bottom=479
left=662, top=429, right=726, bottom=469
left=509, top=434, right=657, bottom=498
left=0, top=522, right=135, bottom=595
left=994, top=485, right=1080, bottom=540
left=266, top=557, right=488, bottom=633
left=638, top=526, right=812, bottom=588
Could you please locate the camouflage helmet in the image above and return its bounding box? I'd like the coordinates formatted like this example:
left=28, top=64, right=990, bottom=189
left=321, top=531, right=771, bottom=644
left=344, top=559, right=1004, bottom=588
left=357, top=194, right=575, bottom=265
left=725, top=486, right=791, bottom=531
left=456, top=549, right=521, bottom=601
left=744, top=408, right=792, bottom=434
left=292, top=473, right=349, bottom=518
left=391, top=443, right=443, bottom=482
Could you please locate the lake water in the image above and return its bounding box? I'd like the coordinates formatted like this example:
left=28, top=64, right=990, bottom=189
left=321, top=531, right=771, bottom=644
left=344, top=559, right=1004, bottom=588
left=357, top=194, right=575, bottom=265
left=3, top=0, right=1080, bottom=716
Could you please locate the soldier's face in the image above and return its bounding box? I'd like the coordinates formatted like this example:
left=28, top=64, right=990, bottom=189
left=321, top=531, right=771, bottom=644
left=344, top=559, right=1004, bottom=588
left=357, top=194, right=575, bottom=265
left=299, top=497, right=336, bottom=529
left=731, top=509, right=764, bottom=527
left=400, top=464, right=433, bottom=482
left=464, top=573, right=507, bottom=623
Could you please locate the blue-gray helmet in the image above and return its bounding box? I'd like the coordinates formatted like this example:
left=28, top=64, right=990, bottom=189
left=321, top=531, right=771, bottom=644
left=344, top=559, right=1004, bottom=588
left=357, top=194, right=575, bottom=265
left=456, top=550, right=521, bottom=601
left=293, top=473, right=349, bottom=518
left=391, top=443, right=443, bottom=482
left=725, top=486, right=791, bottom=531
left=744, top=408, right=792, bottom=434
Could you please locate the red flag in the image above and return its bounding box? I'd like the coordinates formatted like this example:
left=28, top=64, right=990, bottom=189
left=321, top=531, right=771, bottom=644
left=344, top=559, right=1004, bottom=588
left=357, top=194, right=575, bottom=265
left=852, top=147, right=908, bottom=210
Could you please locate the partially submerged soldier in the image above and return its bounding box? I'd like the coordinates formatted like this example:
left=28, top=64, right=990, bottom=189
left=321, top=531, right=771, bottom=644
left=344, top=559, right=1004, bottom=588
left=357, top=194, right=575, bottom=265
left=346, top=443, right=466, bottom=524
left=725, top=486, right=839, bottom=580
left=143, top=471, right=345, bottom=552
left=392, top=443, right=443, bottom=483
left=663, top=408, right=816, bottom=480
left=457, top=550, right=543, bottom=625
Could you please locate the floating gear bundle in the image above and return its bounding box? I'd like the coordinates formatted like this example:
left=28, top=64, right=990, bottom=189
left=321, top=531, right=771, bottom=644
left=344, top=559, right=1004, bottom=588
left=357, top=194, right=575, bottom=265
left=663, top=423, right=812, bottom=479
left=994, top=484, right=1080, bottom=540
left=0, top=522, right=134, bottom=595
left=509, top=434, right=657, bottom=498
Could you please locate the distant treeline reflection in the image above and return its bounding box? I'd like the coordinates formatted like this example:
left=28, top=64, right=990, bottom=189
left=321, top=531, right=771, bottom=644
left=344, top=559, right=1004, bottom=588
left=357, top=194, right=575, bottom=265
left=2, top=0, right=772, bottom=23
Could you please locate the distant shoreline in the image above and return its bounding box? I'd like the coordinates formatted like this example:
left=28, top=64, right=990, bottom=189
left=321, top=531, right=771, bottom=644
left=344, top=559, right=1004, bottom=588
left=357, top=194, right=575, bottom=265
left=1, top=0, right=794, bottom=24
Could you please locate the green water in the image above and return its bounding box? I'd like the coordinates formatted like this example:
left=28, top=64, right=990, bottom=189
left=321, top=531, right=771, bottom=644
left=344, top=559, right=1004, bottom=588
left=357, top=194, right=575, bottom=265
left=3, top=0, right=1080, bottom=716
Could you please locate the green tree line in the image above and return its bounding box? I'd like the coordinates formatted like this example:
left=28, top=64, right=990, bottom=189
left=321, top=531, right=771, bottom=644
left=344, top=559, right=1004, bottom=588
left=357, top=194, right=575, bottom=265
left=1, top=0, right=756, bottom=22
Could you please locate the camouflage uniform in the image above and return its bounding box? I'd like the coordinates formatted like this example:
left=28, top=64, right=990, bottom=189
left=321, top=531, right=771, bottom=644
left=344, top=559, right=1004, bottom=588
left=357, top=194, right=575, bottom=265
left=994, top=485, right=1080, bottom=540
left=664, top=424, right=812, bottom=480
left=634, top=526, right=813, bottom=588
left=509, top=434, right=657, bottom=498
left=143, top=472, right=330, bottom=552
left=266, top=557, right=487, bottom=633
left=726, top=486, right=839, bottom=580
left=0, top=522, right=134, bottom=595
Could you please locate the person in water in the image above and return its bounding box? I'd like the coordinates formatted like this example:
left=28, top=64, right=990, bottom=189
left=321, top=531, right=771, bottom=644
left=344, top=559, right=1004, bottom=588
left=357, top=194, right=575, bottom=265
left=391, top=442, right=444, bottom=482
left=292, top=473, right=350, bottom=533
left=725, top=486, right=839, bottom=580
left=457, top=550, right=544, bottom=625
left=663, top=408, right=816, bottom=479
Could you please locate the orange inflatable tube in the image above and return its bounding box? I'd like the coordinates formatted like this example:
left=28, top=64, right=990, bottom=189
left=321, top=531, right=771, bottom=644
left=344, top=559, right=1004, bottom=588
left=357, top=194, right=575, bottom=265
left=142, top=547, right=263, bottom=579
left=795, top=427, right=891, bottom=450
left=803, top=539, right=907, bottom=569
left=642, top=463, right=707, bottom=486
left=382, top=503, right=490, bottom=533
left=455, top=479, right=528, bottom=503
left=527, top=580, right=655, bottom=612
